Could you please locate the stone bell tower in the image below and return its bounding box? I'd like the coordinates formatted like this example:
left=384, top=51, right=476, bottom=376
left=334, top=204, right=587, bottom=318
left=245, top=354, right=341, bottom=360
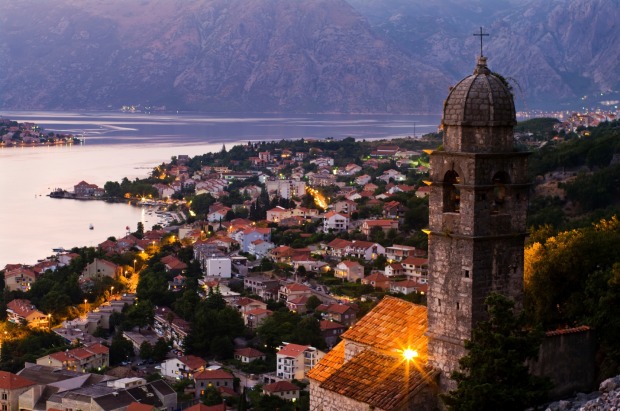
left=426, top=56, right=530, bottom=390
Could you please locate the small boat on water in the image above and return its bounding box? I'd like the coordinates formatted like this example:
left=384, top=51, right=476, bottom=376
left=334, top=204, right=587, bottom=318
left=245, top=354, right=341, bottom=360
left=89, top=224, right=94, bottom=230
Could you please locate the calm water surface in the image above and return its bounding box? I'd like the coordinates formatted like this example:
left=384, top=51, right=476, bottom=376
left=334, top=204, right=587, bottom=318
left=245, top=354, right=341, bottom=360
left=0, top=111, right=440, bottom=267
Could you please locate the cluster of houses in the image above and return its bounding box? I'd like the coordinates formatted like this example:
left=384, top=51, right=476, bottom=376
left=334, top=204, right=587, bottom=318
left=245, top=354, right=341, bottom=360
left=0, top=119, right=79, bottom=146
left=1, top=141, right=438, bottom=410
left=552, top=110, right=618, bottom=134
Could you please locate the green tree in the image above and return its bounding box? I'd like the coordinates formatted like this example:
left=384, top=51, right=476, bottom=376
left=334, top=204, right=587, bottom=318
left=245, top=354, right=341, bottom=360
left=152, top=338, right=170, bottom=362
left=191, top=193, right=216, bottom=217
left=201, top=385, right=223, bottom=406
left=306, top=295, right=322, bottom=312
left=109, top=334, right=134, bottom=365
left=442, top=293, right=550, bottom=411
left=139, top=341, right=153, bottom=360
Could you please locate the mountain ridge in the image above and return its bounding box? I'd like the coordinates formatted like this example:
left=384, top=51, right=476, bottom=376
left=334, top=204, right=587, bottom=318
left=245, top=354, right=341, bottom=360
left=0, top=0, right=618, bottom=113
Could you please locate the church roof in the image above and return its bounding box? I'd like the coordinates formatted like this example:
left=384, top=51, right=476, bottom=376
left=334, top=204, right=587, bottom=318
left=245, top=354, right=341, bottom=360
left=442, top=56, right=516, bottom=128
left=307, top=341, right=345, bottom=383
left=341, top=296, right=428, bottom=358
left=316, top=346, right=437, bottom=410
left=308, top=297, right=435, bottom=409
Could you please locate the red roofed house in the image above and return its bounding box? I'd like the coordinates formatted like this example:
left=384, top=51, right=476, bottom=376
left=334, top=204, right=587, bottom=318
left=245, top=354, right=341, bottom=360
left=316, top=303, right=357, bottom=327
left=82, top=258, right=121, bottom=280
left=390, top=279, right=428, bottom=295
left=161, top=355, right=207, bottom=379
left=194, top=369, right=234, bottom=398
left=276, top=343, right=325, bottom=380
left=244, top=308, right=273, bottom=330
left=234, top=347, right=266, bottom=363
left=325, top=238, right=352, bottom=258
left=74, top=181, right=104, bottom=197
left=401, top=257, right=429, bottom=282
left=3, top=267, right=37, bottom=292
left=286, top=295, right=310, bottom=314
left=263, top=380, right=301, bottom=401
left=278, top=282, right=312, bottom=302
left=385, top=262, right=404, bottom=277
left=126, top=402, right=158, bottom=411
left=360, top=219, right=399, bottom=237
left=0, top=371, right=36, bottom=411
left=184, top=404, right=226, bottom=411
left=361, top=272, right=391, bottom=291
left=345, top=240, right=385, bottom=261
left=241, top=227, right=271, bottom=253
left=334, top=260, right=364, bottom=282
left=36, top=343, right=109, bottom=372
left=320, top=320, right=347, bottom=348
left=322, top=211, right=349, bottom=233
left=160, top=255, right=188, bottom=274
left=416, top=185, right=431, bottom=198
left=6, top=299, right=49, bottom=329
left=266, top=206, right=291, bottom=223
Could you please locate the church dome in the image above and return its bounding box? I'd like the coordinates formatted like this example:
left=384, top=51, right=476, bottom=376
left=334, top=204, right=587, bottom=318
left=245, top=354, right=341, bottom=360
left=442, top=56, right=516, bottom=127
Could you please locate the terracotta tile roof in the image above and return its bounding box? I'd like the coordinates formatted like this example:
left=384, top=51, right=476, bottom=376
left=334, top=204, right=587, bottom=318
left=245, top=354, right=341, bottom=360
left=546, top=325, right=591, bottom=337
left=321, top=303, right=354, bottom=315
left=218, top=386, right=237, bottom=396
left=84, top=343, right=109, bottom=355
left=401, top=257, right=429, bottom=266
left=7, top=299, right=44, bottom=318
left=363, top=272, right=389, bottom=282
left=287, top=295, right=309, bottom=305
left=327, top=238, right=352, bottom=249
left=349, top=240, right=376, bottom=249
left=246, top=308, right=272, bottom=316
left=179, top=355, right=207, bottom=370
left=234, top=347, right=265, bottom=359
left=341, top=296, right=428, bottom=358
left=320, top=320, right=346, bottom=331
left=363, top=219, right=397, bottom=227
left=324, top=211, right=348, bottom=219
left=264, top=381, right=300, bottom=393
left=338, top=260, right=362, bottom=268
left=194, top=369, right=234, bottom=380
left=0, top=371, right=35, bottom=390
left=284, top=283, right=310, bottom=292
left=185, top=404, right=226, bottom=411
left=126, top=402, right=157, bottom=411
left=277, top=343, right=310, bottom=358
left=306, top=341, right=345, bottom=383
left=317, top=348, right=437, bottom=410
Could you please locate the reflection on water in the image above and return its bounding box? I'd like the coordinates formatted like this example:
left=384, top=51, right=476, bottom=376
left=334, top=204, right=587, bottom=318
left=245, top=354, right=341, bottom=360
left=0, top=111, right=440, bottom=267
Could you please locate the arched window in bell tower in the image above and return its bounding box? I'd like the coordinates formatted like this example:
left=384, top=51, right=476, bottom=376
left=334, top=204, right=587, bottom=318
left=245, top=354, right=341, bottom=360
left=491, top=171, right=510, bottom=214
left=443, top=170, right=460, bottom=213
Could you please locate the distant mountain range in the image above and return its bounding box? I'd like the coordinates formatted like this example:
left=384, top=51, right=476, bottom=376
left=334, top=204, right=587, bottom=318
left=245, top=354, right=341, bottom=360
left=0, top=0, right=618, bottom=113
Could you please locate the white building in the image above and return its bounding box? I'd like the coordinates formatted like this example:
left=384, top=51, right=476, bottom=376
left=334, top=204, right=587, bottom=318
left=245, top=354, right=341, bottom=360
left=205, top=257, right=232, bottom=278
left=160, top=355, right=207, bottom=380
left=276, top=343, right=325, bottom=380
left=322, top=211, right=349, bottom=233
left=266, top=179, right=306, bottom=199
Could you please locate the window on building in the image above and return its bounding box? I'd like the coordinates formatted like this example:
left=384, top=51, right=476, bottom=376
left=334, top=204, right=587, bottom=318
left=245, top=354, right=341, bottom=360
left=443, top=170, right=460, bottom=213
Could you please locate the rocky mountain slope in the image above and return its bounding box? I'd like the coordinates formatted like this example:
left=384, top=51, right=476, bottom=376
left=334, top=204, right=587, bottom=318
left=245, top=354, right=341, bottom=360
left=349, top=0, right=620, bottom=110
left=0, top=0, right=449, bottom=113
left=0, top=0, right=618, bottom=113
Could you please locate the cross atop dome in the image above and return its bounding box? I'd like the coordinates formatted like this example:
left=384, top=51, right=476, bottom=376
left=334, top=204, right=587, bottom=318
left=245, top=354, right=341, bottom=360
left=473, top=26, right=490, bottom=57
